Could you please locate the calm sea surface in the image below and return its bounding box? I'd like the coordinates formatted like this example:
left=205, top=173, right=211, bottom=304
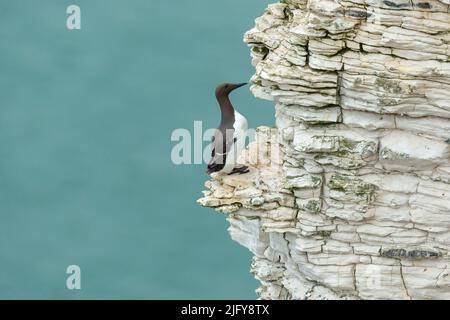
left=0, top=0, right=274, bottom=298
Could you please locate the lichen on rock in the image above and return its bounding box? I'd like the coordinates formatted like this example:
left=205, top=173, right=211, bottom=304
left=198, top=0, right=450, bottom=300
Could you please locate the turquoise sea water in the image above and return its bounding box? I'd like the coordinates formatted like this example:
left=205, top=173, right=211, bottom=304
left=0, top=0, right=275, bottom=298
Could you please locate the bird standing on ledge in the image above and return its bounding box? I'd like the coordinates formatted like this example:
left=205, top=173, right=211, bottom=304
left=207, top=83, right=249, bottom=175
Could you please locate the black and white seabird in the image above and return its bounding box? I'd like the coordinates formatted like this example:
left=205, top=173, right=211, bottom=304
left=207, top=83, right=249, bottom=175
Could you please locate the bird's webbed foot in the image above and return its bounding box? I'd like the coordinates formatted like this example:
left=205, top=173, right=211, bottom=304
left=228, top=166, right=250, bottom=175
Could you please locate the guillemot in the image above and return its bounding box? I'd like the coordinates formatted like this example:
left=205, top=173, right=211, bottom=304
left=207, top=83, right=249, bottom=175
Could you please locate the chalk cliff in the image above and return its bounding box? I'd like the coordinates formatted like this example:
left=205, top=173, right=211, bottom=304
left=198, top=0, right=450, bottom=299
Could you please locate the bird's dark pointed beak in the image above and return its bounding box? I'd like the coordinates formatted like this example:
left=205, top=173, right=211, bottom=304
left=234, top=83, right=247, bottom=89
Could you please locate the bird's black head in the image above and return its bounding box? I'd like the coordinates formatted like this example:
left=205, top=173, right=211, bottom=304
left=215, top=83, right=247, bottom=98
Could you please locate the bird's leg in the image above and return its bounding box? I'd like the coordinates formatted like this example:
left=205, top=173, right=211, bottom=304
left=229, top=166, right=250, bottom=175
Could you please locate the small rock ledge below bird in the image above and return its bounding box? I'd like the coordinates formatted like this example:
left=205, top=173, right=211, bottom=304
left=199, top=0, right=450, bottom=300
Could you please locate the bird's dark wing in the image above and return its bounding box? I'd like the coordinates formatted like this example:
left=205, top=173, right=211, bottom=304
left=207, top=128, right=235, bottom=175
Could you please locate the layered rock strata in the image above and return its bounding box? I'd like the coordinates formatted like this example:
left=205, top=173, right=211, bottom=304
left=199, top=0, right=450, bottom=299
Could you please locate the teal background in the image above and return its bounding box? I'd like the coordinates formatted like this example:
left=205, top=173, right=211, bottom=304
left=0, top=0, right=275, bottom=299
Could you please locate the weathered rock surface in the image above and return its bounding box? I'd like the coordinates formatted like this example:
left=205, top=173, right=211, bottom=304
left=199, top=0, right=450, bottom=300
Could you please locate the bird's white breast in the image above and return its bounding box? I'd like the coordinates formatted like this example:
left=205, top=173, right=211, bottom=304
left=219, top=110, right=248, bottom=174
left=233, top=110, right=248, bottom=133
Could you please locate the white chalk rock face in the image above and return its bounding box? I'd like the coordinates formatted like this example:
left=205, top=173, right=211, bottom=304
left=199, top=0, right=450, bottom=300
